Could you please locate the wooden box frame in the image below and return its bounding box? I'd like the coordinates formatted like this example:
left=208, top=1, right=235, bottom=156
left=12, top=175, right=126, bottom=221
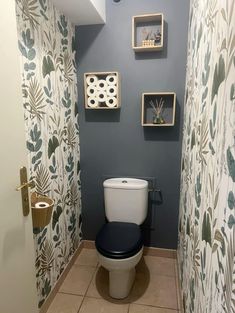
left=132, top=13, right=164, bottom=52
left=141, top=92, right=176, bottom=127
left=84, top=71, right=120, bottom=109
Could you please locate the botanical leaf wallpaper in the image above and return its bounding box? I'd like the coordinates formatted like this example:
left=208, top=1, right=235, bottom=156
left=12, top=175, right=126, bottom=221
left=178, top=0, right=235, bottom=312
left=15, top=0, right=81, bottom=307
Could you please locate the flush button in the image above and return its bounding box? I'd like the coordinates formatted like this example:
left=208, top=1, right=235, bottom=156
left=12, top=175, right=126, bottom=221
left=122, top=180, right=128, bottom=183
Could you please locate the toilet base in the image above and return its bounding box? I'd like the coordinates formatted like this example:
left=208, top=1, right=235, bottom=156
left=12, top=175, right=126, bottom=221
left=97, top=248, right=143, bottom=300
left=109, top=267, right=135, bottom=299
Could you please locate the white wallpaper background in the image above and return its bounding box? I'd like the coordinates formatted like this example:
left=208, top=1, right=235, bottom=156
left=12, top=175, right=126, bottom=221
left=16, top=0, right=82, bottom=307
left=178, top=0, right=235, bottom=312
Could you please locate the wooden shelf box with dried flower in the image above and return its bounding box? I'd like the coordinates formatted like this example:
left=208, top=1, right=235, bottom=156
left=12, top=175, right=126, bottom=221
left=132, top=13, right=164, bottom=52
left=84, top=72, right=120, bottom=109
left=141, top=92, right=176, bottom=127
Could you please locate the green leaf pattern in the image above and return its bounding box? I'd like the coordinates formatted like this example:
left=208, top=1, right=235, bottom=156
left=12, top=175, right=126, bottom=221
left=16, top=0, right=81, bottom=307
left=178, top=1, right=235, bottom=312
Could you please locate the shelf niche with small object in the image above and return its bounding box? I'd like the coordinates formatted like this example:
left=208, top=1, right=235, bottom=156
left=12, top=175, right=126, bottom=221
left=132, top=13, right=164, bottom=52
left=84, top=72, right=120, bottom=109
left=141, top=92, right=176, bottom=127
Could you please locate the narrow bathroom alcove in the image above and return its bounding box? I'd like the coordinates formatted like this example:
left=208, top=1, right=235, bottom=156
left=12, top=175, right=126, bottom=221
left=1, top=0, right=235, bottom=313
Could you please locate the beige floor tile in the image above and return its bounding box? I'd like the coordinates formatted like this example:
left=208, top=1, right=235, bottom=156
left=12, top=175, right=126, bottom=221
left=138, top=256, right=175, bottom=277
left=87, top=256, right=152, bottom=302
left=60, top=264, right=96, bottom=295
left=79, top=297, right=129, bottom=313
left=75, top=248, right=98, bottom=267
left=47, top=293, right=83, bottom=313
left=133, top=272, right=178, bottom=310
left=129, top=304, right=178, bottom=313
left=129, top=303, right=178, bottom=313
left=87, top=257, right=177, bottom=308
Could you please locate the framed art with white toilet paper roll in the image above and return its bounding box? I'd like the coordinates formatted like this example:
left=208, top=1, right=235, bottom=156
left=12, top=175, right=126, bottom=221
left=84, top=71, right=120, bottom=109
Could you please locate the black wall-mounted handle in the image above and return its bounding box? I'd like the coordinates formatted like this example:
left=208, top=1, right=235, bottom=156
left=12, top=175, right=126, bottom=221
left=148, top=188, right=163, bottom=205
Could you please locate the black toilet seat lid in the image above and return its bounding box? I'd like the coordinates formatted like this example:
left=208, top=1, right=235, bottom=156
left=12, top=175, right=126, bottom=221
left=95, top=221, right=143, bottom=259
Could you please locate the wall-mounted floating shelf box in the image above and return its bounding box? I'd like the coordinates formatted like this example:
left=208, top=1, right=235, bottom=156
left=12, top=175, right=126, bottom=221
left=141, top=92, right=176, bottom=127
left=84, top=72, right=120, bottom=109
left=132, top=13, right=164, bottom=52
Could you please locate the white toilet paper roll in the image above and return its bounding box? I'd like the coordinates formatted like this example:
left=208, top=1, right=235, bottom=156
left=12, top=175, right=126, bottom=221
left=106, top=97, right=118, bottom=108
left=87, top=85, right=97, bottom=97
left=35, top=201, right=49, bottom=209
left=97, top=91, right=107, bottom=102
left=107, top=85, right=117, bottom=97
left=106, top=74, right=117, bottom=86
left=86, top=75, right=98, bottom=86
left=97, top=79, right=108, bottom=91
left=87, top=97, right=99, bottom=108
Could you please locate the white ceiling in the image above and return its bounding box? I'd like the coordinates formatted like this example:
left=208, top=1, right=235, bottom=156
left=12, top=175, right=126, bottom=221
left=51, top=0, right=106, bottom=25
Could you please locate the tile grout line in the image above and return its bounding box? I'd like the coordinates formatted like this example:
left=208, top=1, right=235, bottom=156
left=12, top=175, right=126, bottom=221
left=133, top=302, right=179, bottom=311
left=81, top=293, right=179, bottom=311
left=76, top=260, right=177, bottom=310
left=76, top=295, right=85, bottom=313
left=55, top=249, right=179, bottom=312
left=84, top=265, right=99, bottom=298
left=132, top=303, right=179, bottom=312
left=57, top=256, right=99, bottom=311
left=58, top=277, right=178, bottom=311
left=53, top=252, right=99, bottom=313
left=72, top=264, right=98, bottom=268
left=77, top=264, right=99, bottom=313
left=58, top=291, right=84, bottom=297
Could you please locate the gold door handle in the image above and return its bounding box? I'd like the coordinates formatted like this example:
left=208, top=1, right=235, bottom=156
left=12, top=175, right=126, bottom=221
left=15, top=180, right=35, bottom=191
left=16, top=166, right=34, bottom=216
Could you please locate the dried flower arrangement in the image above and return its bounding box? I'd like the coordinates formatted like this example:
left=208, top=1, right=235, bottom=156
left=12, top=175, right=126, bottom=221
left=141, top=27, right=161, bottom=47
left=150, top=97, right=165, bottom=124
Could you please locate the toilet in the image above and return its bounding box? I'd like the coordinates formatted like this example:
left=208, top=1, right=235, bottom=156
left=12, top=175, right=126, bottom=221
left=95, top=177, right=148, bottom=299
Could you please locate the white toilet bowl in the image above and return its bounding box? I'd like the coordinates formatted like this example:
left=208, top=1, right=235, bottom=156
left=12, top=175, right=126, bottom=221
left=97, top=248, right=143, bottom=299
left=96, top=178, right=148, bottom=299
left=95, top=221, right=144, bottom=299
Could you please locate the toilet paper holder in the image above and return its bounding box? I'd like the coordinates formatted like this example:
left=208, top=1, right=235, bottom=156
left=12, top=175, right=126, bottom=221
left=148, top=188, right=163, bottom=204
left=31, top=192, right=54, bottom=228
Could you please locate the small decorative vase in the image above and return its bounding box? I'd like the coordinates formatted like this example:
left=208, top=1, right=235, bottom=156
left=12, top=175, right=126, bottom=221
left=153, top=115, right=165, bottom=124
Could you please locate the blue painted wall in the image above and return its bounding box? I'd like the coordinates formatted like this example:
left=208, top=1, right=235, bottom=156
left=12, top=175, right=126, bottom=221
left=75, top=0, right=189, bottom=249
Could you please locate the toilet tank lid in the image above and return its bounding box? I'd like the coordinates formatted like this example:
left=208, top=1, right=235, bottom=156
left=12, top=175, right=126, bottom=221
left=103, top=178, right=148, bottom=190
